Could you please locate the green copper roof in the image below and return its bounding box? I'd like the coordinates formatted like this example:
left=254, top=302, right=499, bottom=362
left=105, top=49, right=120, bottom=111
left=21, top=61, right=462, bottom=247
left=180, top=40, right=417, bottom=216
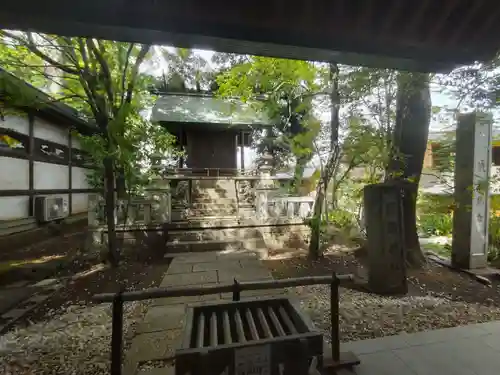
left=151, top=94, right=274, bottom=127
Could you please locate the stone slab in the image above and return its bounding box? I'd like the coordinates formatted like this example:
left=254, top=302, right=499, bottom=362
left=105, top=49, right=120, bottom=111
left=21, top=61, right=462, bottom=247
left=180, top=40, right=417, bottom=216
left=4, top=281, right=29, bottom=288
left=168, top=252, right=218, bottom=264
left=1, top=308, right=27, bottom=320
left=0, top=288, right=34, bottom=314
left=160, top=270, right=218, bottom=288
left=26, top=293, right=50, bottom=303
left=33, top=278, right=59, bottom=287
left=217, top=269, right=273, bottom=283
left=137, top=366, right=174, bottom=375
left=165, top=263, right=193, bottom=275
left=192, top=260, right=241, bottom=272
left=137, top=305, right=186, bottom=334
left=217, top=251, right=259, bottom=260
left=128, top=330, right=182, bottom=363
left=239, top=258, right=264, bottom=268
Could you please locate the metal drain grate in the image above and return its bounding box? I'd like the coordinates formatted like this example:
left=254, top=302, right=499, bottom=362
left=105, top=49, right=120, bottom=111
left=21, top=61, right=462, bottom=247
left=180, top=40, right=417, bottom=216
left=176, top=298, right=324, bottom=375
left=192, top=302, right=307, bottom=347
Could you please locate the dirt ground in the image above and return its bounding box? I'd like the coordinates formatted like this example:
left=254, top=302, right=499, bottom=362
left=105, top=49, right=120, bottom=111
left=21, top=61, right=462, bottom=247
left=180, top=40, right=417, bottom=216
left=265, top=252, right=500, bottom=308
left=0, top=229, right=171, bottom=329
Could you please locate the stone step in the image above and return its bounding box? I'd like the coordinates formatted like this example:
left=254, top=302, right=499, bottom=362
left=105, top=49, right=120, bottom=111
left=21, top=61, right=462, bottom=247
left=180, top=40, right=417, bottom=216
left=190, top=197, right=236, bottom=204
left=188, top=202, right=238, bottom=210
left=166, top=239, right=243, bottom=253
left=166, top=216, right=241, bottom=228
left=168, top=228, right=240, bottom=242
left=171, top=207, right=238, bottom=221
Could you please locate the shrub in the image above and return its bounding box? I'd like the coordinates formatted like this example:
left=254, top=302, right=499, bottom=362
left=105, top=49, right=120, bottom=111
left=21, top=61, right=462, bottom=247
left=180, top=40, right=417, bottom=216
left=326, top=209, right=356, bottom=230
left=417, top=193, right=454, bottom=215
left=418, top=213, right=453, bottom=237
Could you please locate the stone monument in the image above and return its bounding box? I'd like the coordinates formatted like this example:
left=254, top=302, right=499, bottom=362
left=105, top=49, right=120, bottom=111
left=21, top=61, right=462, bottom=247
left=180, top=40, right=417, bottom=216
left=452, top=112, right=492, bottom=269
left=363, top=182, right=407, bottom=295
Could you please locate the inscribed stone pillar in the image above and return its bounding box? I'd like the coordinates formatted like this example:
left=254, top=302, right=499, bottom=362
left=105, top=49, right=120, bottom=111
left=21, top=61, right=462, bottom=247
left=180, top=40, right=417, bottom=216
left=451, top=112, right=492, bottom=269
left=363, top=183, right=407, bottom=295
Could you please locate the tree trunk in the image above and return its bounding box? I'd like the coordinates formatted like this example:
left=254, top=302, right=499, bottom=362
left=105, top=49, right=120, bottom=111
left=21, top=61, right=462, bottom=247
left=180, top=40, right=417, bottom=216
left=330, top=63, right=340, bottom=205
left=386, top=72, right=431, bottom=268
left=309, top=185, right=324, bottom=260
left=309, top=62, right=340, bottom=259
left=104, top=156, right=120, bottom=266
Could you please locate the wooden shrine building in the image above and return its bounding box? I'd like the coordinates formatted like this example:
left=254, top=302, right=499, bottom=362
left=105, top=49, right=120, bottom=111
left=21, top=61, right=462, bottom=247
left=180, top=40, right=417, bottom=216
left=151, top=93, right=273, bottom=173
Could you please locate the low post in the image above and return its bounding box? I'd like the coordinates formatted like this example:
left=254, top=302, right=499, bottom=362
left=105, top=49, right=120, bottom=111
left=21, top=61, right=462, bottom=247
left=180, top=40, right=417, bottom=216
left=330, top=272, right=340, bottom=363
left=111, top=291, right=124, bottom=375
left=232, top=279, right=241, bottom=301
left=323, top=273, right=360, bottom=371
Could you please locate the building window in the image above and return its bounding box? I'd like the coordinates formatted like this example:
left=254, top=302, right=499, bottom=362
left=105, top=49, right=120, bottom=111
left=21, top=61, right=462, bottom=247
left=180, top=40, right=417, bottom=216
left=0, top=129, right=28, bottom=154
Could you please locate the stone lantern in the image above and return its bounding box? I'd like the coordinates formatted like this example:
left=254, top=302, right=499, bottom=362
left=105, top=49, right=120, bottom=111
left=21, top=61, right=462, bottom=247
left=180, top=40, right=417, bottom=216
left=255, top=151, right=276, bottom=219
left=150, top=153, right=165, bottom=173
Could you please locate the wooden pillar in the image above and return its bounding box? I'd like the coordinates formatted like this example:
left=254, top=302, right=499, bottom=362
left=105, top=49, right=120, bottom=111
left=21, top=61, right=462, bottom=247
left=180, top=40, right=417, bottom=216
left=177, top=130, right=184, bottom=168
left=240, top=131, right=245, bottom=170
left=452, top=112, right=492, bottom=269
left=28, top=112, right=34, bottom=216
left=68, top=129, right=73, bottom=215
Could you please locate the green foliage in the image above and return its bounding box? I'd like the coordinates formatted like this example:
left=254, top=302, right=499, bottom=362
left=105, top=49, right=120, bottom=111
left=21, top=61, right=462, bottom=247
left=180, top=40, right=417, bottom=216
left=417, top=193, right=454, bottom=215
left=216, top=56, right=323, bottom=180
left=418, top=213, right=453, bottom=237
left=429, top=135, right=456, bottom=174
left=326, top=209, right=356, bottom=230
left=0, top=31, right=178, bottom=195
left=0, top=31, right=180, bottom=264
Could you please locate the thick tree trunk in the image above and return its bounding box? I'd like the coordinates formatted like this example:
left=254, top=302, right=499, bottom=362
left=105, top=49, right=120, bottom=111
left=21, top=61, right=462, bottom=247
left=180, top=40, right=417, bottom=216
left=104, top=156, right=120, bottom=266
left=386, top=72, right=431, bottom=268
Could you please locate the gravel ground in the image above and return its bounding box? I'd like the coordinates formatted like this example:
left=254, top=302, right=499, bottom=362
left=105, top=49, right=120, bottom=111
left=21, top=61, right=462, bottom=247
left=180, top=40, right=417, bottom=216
left=0, top=237, right=171, bottom=375
left=267, top=252, right=500, bottom=343
left=293, top=285, right=500, bottom=343
left=0, top=301, right=150, bottom=375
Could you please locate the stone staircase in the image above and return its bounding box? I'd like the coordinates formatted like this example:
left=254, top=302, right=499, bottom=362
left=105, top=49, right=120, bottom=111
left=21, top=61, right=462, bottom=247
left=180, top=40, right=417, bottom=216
left=166, top=179, right=246, bottom=253
left=164, top=178, right=311, bottom=257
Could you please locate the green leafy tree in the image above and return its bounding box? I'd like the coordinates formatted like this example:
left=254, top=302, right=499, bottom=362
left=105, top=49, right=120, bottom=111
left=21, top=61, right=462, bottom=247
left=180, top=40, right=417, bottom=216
left=216, top=56, right=323, bottom=190
left=0, top=30, right=171, bottom=266
left=154, top=48, right=210, bottom=93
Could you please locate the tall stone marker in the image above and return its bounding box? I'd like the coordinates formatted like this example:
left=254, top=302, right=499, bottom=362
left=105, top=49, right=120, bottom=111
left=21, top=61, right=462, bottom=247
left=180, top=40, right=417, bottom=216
left=364, top=183, right=407, bottom=295
left=452, top=112, right=492, bottom=269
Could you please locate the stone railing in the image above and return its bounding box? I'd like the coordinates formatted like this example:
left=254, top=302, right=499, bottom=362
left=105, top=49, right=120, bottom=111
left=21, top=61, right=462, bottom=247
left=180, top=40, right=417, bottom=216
left=163, top=167, right=259, bottom=177
left=88, top=189, right=171, bottom=228
left=258, top=195, right=315, bottom=219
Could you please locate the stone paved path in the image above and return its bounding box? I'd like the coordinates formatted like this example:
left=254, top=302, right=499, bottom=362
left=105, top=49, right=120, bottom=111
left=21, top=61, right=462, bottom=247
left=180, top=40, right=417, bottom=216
left=126, top=251, right=285, bottom=375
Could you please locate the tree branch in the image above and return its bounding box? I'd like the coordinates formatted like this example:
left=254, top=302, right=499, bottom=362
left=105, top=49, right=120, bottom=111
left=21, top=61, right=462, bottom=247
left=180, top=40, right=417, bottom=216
left=124, top=44, right=150, bottom=104
left=87, top=39, right=114, bottom=110
left=1, top=31, right=80, bottom=75
left=76, top=38, right=101, bottom=121
left=120, top=44, right=135, bottom=107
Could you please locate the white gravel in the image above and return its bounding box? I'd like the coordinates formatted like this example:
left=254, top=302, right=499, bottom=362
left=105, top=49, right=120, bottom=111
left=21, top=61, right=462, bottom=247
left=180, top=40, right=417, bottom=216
left=0, top=301, right=149, bottom=375
left=294, top=285, right=500, bottom=342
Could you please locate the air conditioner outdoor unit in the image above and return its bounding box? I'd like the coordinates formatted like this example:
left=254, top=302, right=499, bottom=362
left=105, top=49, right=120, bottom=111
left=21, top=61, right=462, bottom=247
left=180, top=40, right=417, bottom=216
left=34, top=195, right=69, bottom=222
